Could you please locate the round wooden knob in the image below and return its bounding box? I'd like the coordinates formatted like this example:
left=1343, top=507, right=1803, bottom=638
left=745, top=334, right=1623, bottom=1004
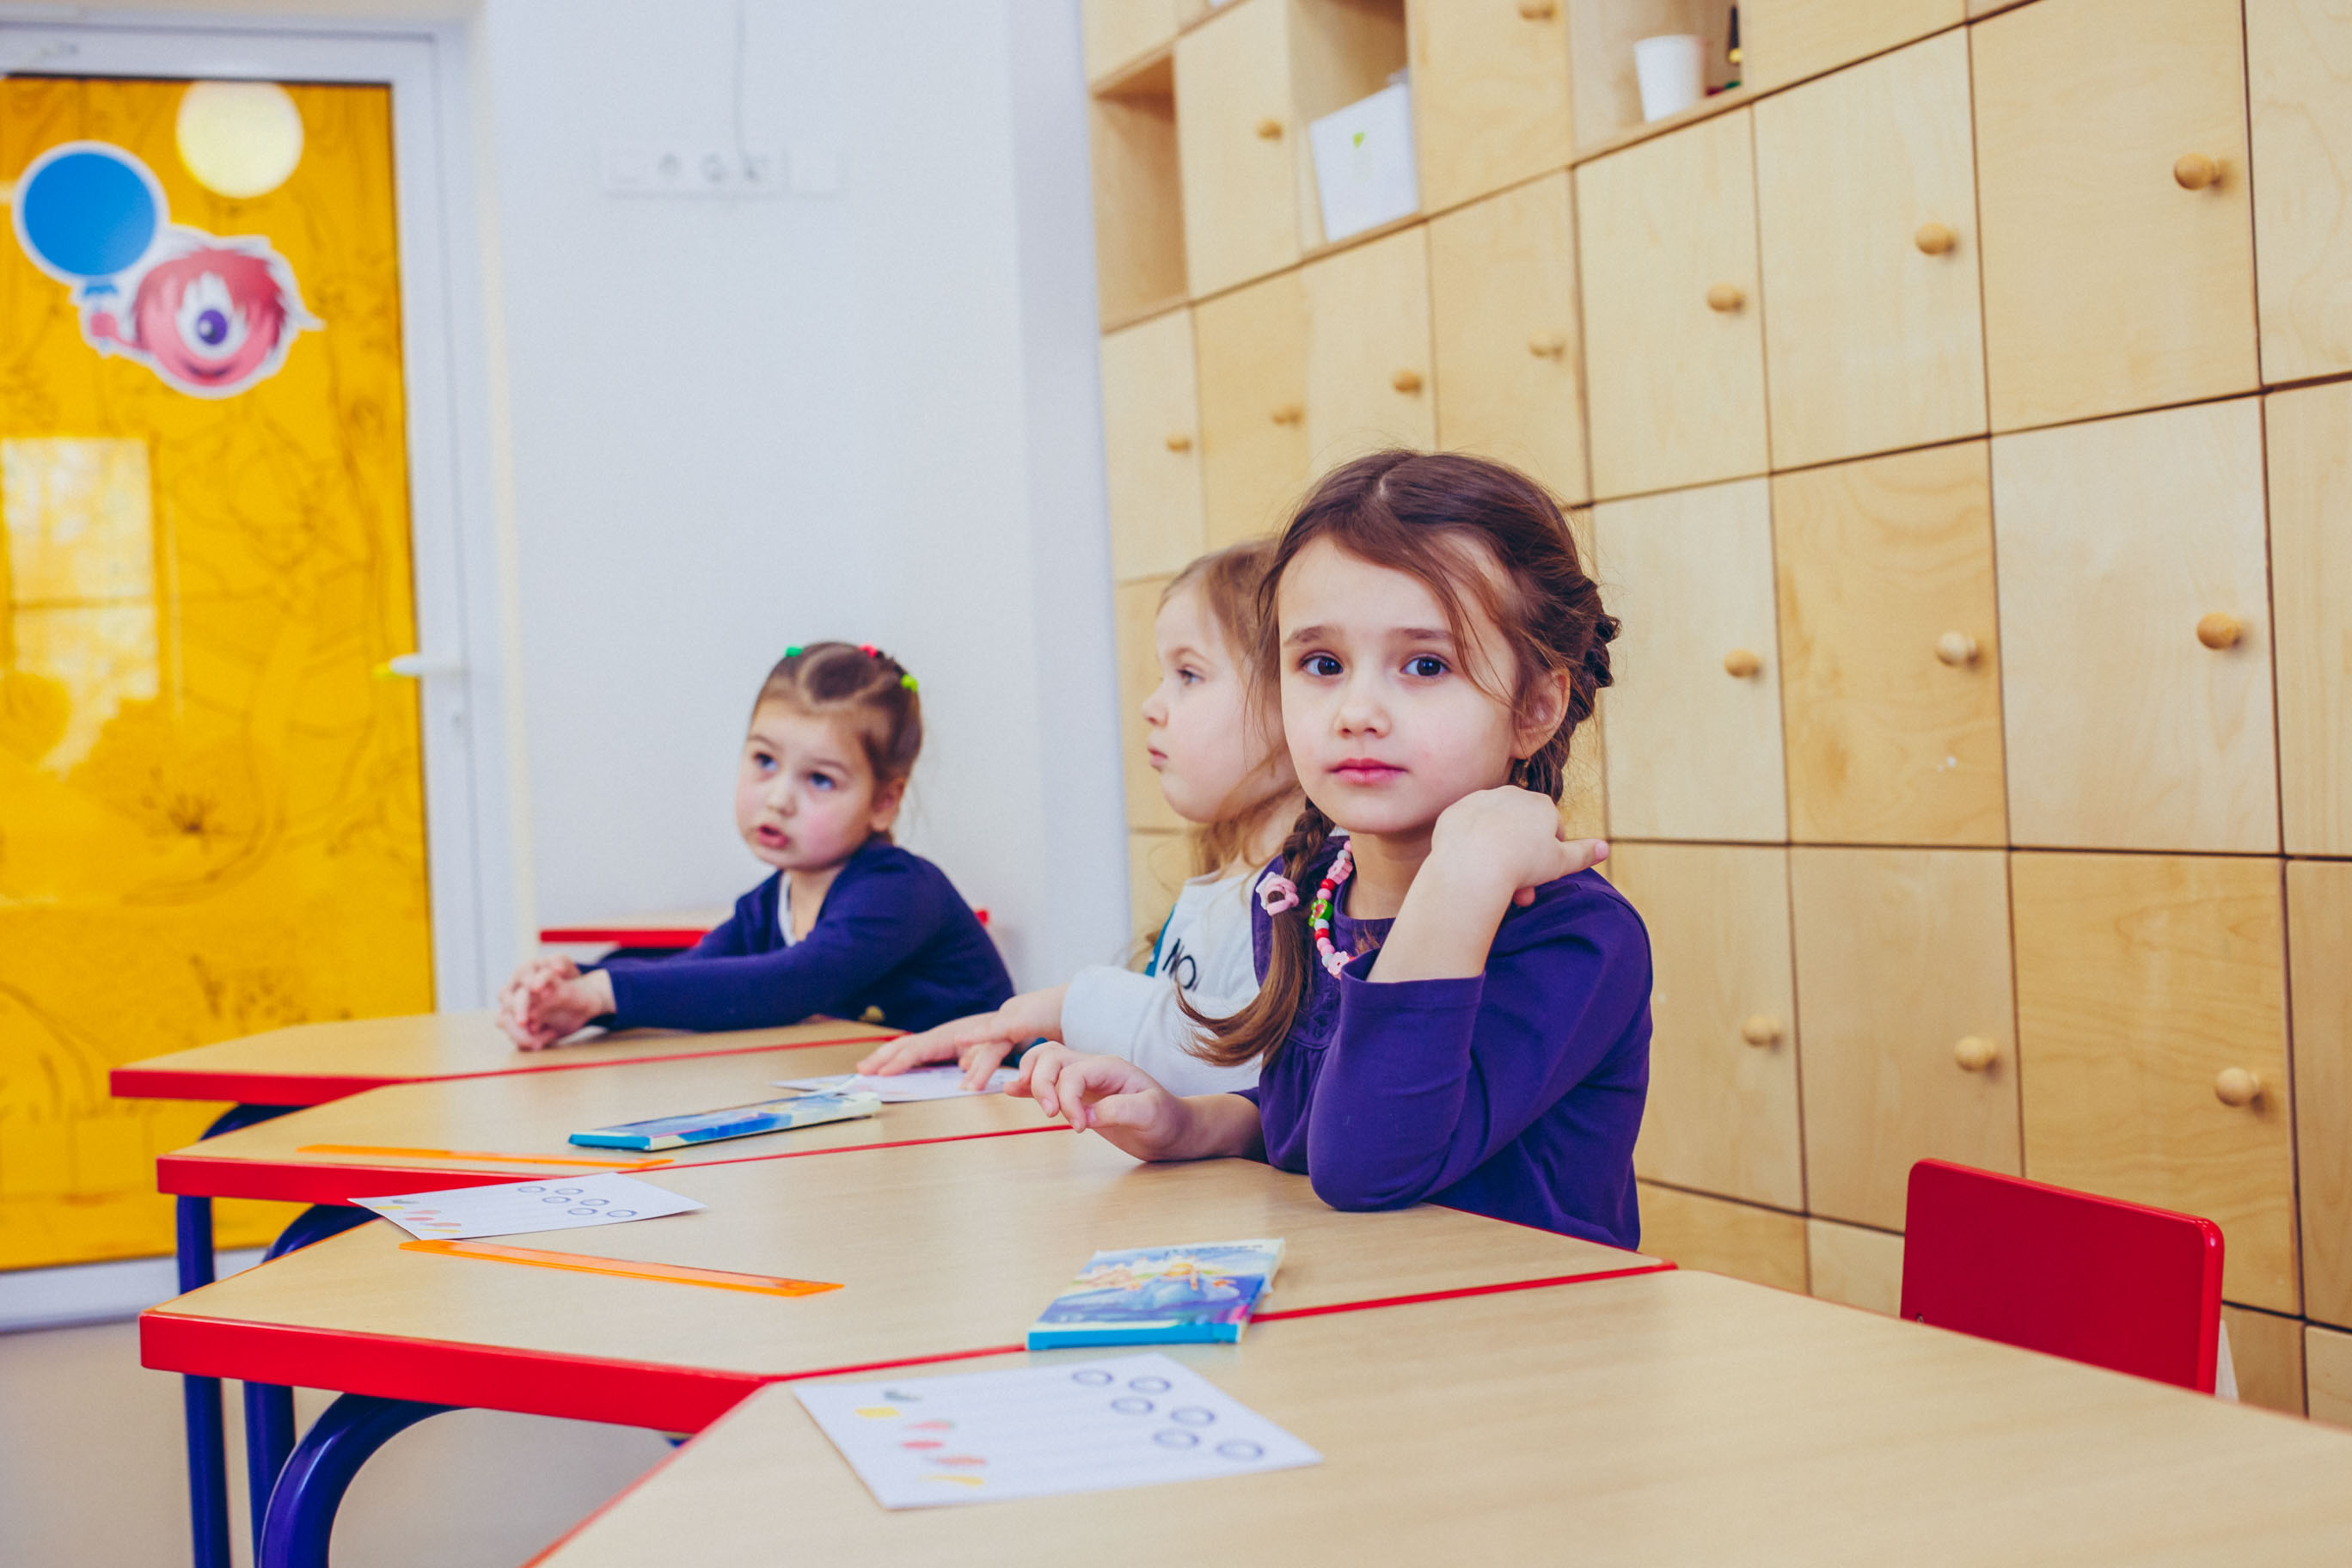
left=1706, top=282, right=1745, bottom=313
left=1391, top=368, right=1424, bottom=394
left=1526, top=332, right=1568, bottom=358
left=1516, top=0, right=1556, bottom=17
left=1741, top=1014, right=1780, bottom=1047
left=1269, top=403, right=1303, bottom=426
left=1722, top=648, right=1761, bottom=678
left=1953, top=1035, right=1998, bottom=1072
left=1935, top=630, right=1979, bottom=666
left=1164, top=432, right=1193, bottom=453
left=2196, top=612, right=2240, bottom=650
left=2173, top=154, right=2219, bottom=191
left=1914, top=222, right=1957, bottom=255
left=2214, top=1067, right=2261, bottom=1107
left=1256, top=117, right=1284, bottom=141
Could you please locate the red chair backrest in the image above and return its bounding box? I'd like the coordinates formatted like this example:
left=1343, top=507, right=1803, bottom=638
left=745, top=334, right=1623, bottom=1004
left=1899, top=1160, right=2224, bottom=1393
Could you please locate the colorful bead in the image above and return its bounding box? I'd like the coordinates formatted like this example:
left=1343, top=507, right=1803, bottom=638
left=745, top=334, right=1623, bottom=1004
left=1308, top=840, right=1357, bottom=978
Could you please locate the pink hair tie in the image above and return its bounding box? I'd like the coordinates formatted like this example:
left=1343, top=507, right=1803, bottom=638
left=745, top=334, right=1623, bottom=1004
left=1256, top=873, right=1300, bottom=916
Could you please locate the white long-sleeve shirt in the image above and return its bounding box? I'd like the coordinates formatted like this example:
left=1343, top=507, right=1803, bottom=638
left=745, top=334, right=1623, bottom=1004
left=1059, top=865, right=1263, bottom=1096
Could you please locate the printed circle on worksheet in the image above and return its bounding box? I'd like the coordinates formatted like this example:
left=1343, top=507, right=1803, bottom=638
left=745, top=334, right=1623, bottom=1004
left=1169, top=1406, right=1215, bottom=1426
left=542, top=1196, right=570, bottom=1204
left=554, top=1187, right=585, bottom=1195
left=1109, top=1397, right=1154, bottom=1415
left=1216, top=1440, right=1264, bottom=1461
left=567, top=1208, right=599, bottom=1216
left=1070, top=1369, right=1114, bottom=1387
left=576, top=1197, right=608, bottom=1206
left=1128, top=1375, right=1172, bottom=1393
left=1153, top=1430, right=1200, bottom=1449
left=609, top=1210, right=637, bottom=1218
left=515, top=1185, right=546, bottom=1193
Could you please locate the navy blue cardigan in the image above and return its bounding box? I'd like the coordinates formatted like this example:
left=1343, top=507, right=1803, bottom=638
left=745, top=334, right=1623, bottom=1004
left=598, top=840, right=1013, bottom=1034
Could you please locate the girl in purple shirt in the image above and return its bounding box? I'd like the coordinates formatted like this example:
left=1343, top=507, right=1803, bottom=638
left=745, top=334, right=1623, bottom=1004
left=1013, top=451, right=1651, bottom=1248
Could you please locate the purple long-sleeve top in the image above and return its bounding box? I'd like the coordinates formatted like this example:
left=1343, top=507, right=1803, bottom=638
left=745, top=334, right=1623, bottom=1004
left=1233, top=842, right=1652, bottom=1249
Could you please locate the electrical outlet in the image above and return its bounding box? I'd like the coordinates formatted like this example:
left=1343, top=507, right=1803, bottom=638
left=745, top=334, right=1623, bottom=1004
left=601, top=144, right=788, bottom=199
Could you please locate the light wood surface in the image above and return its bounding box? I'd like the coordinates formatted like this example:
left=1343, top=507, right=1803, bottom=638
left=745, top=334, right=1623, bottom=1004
left=1743, top=0, right=1963, bottom=95
left=1613, top=844, right=1804, bottom=1211
left=1088, top=58, right=1187, bottom=327
left=534, top=1269, right=2352, bottom=1566
left=1991, top=400, right=2281, bottom=854
left=1100, top=310, right=1208, bottom=582
left=2264, top=383, right=2352, bottom=857
left=1577, top=108, right=1768, bottom=499
left=1773, top=441, right=2005, bottom=845
left=1406, top=0, right=1572, bottom=214
left=1081, top=0, right=1191, bottom=83
left=1754, top=30, right=1986, bottom=469
left=148, top=1132, right=1656, bottom=1394
left=2225, top=1303, right=2311, bottom=1416
left=1427, top=172, right=1589, bottom=504
left=1806, top=1216, right=1905, bottom=1316
left=1972, top=0, right=2259, bottom=431
left=2248, top=0, right=2352, bottom=382
left=1791, top=848, right=2019, bottom=1231
left=1567, top=0, right=1736, bottom=154
left=2012, top=851, right=2300, bottom=1314
left=1126, top=829, right=1190, bottom=946
left=1633, top=1184, right=1807, bottom=1293
left=1301, top=224, right=1434, bottom=468
left=2308, top=1322, right=2352, bottom=1429
left=1559, top=504, right=1607, bottom=841
left=1115, top=575, right=1185, bottom=831
left=1177, top=0, right=1299, bottom=296
left=1194, top=268, right=1310, bottom=548
left=156, top=1044, right=1050, bottom=1195
left=2289, top=861, right=2352, bottom=1331
left=1594, top=480, right=1787, bottom=842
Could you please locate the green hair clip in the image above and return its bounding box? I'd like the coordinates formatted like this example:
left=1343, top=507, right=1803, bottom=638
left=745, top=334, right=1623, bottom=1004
left=783, top=645, right=804, bottom=658
left=900, top=673, right=919, bottom=692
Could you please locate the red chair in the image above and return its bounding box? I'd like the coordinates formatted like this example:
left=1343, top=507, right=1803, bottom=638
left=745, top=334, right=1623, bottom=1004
left=1899, top=1159, right=2226, bottom=1393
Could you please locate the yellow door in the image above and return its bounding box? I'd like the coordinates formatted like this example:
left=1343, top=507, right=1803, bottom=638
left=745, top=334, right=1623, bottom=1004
left=1, top=77, right=433, bottom=1268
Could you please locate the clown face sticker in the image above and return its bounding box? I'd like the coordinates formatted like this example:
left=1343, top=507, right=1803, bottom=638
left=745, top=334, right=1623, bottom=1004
left=10, top=141, right=320, bottom=398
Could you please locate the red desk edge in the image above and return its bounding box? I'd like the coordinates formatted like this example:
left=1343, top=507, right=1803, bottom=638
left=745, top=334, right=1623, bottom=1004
left=536, top=926, right=711, bottom=946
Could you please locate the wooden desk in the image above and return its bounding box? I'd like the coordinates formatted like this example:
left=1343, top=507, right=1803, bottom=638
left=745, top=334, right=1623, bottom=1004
left=143, top=1132, right=1663, bottom=1433
left=538, top=910, right=728, bottom=947
left=158, top=1045, right=1058, bottom=1205
left=530, top=1270, right=2352, bottom=1566
left=110, top=1014, right=898, bottom=1106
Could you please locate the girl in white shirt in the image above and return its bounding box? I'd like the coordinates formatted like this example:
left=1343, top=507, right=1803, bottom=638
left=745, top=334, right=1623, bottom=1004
left=858, top=541, right=1299, bottom=1094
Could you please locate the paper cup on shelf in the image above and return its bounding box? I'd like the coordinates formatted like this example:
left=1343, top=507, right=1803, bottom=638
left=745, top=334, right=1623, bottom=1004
left=1633, top=34, right=1708, bottom=123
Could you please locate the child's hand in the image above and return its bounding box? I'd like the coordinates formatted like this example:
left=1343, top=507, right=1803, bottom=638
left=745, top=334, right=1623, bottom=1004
left=505, top=970, right=615, bottom=1050
left=499, top=955, right=576, bottom=1020
left=859, top=985, right=1068, bottom=1088
left=1010, top=1044, right=1193, bottom=1159
left=1430, top=786, right=1608, bottom=909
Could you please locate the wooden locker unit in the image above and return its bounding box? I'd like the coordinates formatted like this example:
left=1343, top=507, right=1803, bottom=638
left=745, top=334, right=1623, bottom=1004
left=1972, top=0, right=2259, bottom=432
left=1194, top=270, right=1312, bottom=548
left=1612, top=842, right=1805, bottom=1213
left=1636, top=1180, right=1810, bottom=1292
left=1286, top=0, right=1411, bottom=251
left=1301, top=223, right=1435, bottom=468
left=1427, top=172, right=1589, bottom=505
left=1991, top=400, right=2280, bottom=855
left=1594, top=479, right=1786, bottom=843
left=1177, top=0, right=1302, bottom=296
left=1561, top=506, right=1608, bottom=842
left=2310, top=1325, right=2352, bottom=1429
left=2247, top=0, right=2352, bottom=383
left=1406, top=0, right=1574, bottom=214
left=1791, top=847, right=2020, bottom=1233
left=1753, top=30, right=1987, bottom=470
left=1090, top=56, right=1188, bottom=328
left=2265, top=383, right=2352, bottom=859
left=1741, top=0, right=1963, bottom=95
left=2290, top=861, right=2352, bottom=1331
left=1577, top=108, right=1770, bottom=499
left=1115, top=576, right=1185, bottom=833
left=1100, top=309, right=1208, bottom=583
left=1806, top=1217, right=1906, bottom=1317
left=1082, top=0, right=1197, bottom=83
left=2011, top=851, right=2300, bottom=1314
left=1774, top=441, right=2004, bottom=847
left=1128, top=829, right=1191, bottom=942
left=2221, top=1305, right=2309, bottom=1416
left=1565, top=1, right=1740, bottom=155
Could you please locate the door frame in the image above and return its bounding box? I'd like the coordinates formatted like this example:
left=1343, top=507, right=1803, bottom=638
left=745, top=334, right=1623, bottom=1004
left=0, top=15, right=518, bottom=1006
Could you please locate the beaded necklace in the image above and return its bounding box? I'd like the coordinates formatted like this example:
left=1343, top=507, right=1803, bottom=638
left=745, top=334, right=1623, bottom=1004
left=1307, top=839, right=1359, bottom=978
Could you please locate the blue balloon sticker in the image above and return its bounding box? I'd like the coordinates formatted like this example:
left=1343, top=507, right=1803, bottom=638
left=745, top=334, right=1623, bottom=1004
left=13, top=142, right=163, bottom=282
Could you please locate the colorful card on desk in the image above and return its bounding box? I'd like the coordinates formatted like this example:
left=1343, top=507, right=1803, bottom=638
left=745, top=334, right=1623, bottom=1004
left=775, top=1066, right=1014, bottom=1103
left=567, top=1092, right=879, bottom=1151
left=1027, top=1239, right=1284, bottom=1350
left=354, top=1172, right=703, bottom=1240
left=795, top=1352, right=1319, bottom=1509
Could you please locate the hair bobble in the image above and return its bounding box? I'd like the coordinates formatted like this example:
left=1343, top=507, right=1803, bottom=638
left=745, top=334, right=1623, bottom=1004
left=859, top=643, right=880, bottom=658
left=783, top=645, right=803, bottom=658
left=899, top=673, right=919, bottom=692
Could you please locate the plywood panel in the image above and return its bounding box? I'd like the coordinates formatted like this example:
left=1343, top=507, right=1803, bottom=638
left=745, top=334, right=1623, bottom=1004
left=2290, top=861, right=2352, bottom=1331
left=1792, top=848, right=2019, bottom=1232
left=1594, top=480, right=1786, bottom=842
left=1973, top=0, right=2259, bottom=430
left=1806, top=1217, right=1905, bottom=1317
left=2248, top=0, right=2352, bottom=382
left=2012, top=852, right=2299, bottom=1314
left=1635, top=1181, right=1809, bottom=1292
left=1177, top=0, right=1300, bottom=295
left=1408, top=0, right=1574, bottom=212
left=1195, top=270, right=1311, bottom=548
left=1100, top=310, right=1207, bottom=582
left=2265, top=382, right=2352, bottom=858
left=1428, top=172, right=1589, bottom=504
left=1992, top=401, right=2279, bottom=854
left=2309, top=1323, right=2352, bottom=1430
left=1774, top=442, right=2004, bottom=846
left=1090, top=62, right=1188, bottom=326
left=1577, top=109, right=1768, bottom=498
left=1115, top=576, right=1185, bottom=831
left=1613, top=843, right=1804, bottom=1211
left=1082, top=0, right=1192, bottom=82
left=2221, top=1303, right=2307, bottom=1416
left=1743, top=0, right=1963, bottom=95
left=1568, top=0, right=1739, bottom=153
left=1753, top=30, right=1985, bottom=469
left=1301, top=224, right=1434, bottom=468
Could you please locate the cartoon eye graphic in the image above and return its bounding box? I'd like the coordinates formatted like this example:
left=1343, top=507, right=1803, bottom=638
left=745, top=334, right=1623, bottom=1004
left=172, top=273, right=249, bottom=363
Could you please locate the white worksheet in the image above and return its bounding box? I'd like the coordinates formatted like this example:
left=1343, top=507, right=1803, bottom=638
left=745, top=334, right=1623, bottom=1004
left=794, top=1352, right=1320, bottom=1509
left=774, top=1066, right=1015, bottom=1104
left=352, top=1173, right=703, bottom=1240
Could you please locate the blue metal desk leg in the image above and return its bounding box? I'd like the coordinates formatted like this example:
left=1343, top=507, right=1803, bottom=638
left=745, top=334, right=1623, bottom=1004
left=242, top=1204, right=377, bottom=1557
left=257, top=1394, right=452, bottom=1568
left=173, top=1103, right=297, bottom=1568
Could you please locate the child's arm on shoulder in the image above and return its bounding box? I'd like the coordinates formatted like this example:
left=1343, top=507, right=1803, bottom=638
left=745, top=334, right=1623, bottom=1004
left=1009, top=1044, right=1264, bottom=1163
